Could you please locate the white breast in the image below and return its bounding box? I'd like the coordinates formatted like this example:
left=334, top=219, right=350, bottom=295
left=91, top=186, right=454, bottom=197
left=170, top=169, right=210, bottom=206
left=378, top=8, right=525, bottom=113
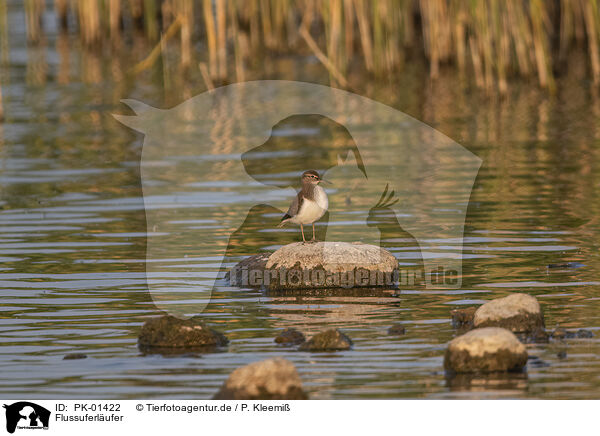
left=292, top=186, right=328, bottom=225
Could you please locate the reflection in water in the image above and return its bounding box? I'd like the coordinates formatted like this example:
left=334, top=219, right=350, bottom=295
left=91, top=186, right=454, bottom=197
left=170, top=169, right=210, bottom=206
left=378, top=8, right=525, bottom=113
left=0, top=4, right=600, bottom=400
left=445, top=372, right=528, bottom=397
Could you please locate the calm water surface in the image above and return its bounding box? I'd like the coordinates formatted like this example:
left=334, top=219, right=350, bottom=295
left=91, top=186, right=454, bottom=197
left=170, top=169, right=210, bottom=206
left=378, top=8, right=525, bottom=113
left=1, top=6, right=600, bottom=399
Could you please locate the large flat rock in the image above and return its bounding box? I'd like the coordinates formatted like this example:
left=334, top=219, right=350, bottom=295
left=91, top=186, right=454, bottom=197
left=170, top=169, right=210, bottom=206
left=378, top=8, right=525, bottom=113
left=229, top=241, right=399, bottom=291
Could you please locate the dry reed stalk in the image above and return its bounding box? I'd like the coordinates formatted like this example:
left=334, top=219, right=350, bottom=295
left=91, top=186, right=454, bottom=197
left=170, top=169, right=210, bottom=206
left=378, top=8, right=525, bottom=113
left=353, top=0, right=374, bottom=71
left=506, top=0, right=531, bottom=76
left=131, top=15, right=182, bottom=74
left=419, top=0, right=437, bottom=77
left=229, top=0, right=246, bottom=82
left=299, top=18, right=349, bottom=87
left=260, top=0, right=275, bottom=50
left=469, top=35, right=484, bottom=88
left=25, top=0, right=44, bottom=43
left=199, top=62, right=215, bottom=90
left=109, top=0, right=121, bottom=42
left=178, top=0, right=192, bottom=69
left=161, top=26, right=171, bottom=90
left=77, top=0, right=101, bottom=46
left=559, top=0, right=573, bottom=62
left=453, top=3, right=466, bottom=72
left=217, top=0, right=227, bottom=79
left=582, top=0, right=600, bottom=85
left=328, top=0, right=343, bottom=75
left=531, top=0, right=555, bottom=91
left=144, top=0, right=159, bottom=41
left=343, top=0, right=354, bottom=59
left=55, top=0, right=68, bottom=29
left=401, top=0, right=413, bottom=46
left=129, top=0, right=144, bottom=29
left=203, top=0, right=218, bottom=79
left=248, top=0, right=260, bottom=51
left=0, top=0, right=8, bottom=65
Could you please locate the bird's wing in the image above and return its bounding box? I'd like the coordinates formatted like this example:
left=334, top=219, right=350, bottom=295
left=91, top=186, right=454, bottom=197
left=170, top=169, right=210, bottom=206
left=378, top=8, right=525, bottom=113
left=281, top=190, right=304, bottom=221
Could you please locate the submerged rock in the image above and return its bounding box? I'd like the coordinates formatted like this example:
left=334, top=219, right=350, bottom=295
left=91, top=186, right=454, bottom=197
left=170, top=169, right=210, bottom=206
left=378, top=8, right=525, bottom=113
left=551, top=328, right=594, bottom=339
left=576, top=329, right=594, bottom=338
left=213, top=358, right=307, bottom=400
left=473, top=293, right=544, bottom=333
left=298, top=329, right=353, bottom=351
left=451, top=307, right=477, bottom=329
left=138, top=315, right=228, bottom=350
left=227, top=253, right=271, bottom=286
left=444, top=327, right=528, bottom=374
left=387, top=324, right=406, bottom=335
left=551, top=327, right=570, bottom=340
left=230, top=241, right=398, bottom=291
left=518, top=328, right=550, bottom=344
left=63, top=353, right=87, bottom=360
left=275, top=328, right=306, bottom=345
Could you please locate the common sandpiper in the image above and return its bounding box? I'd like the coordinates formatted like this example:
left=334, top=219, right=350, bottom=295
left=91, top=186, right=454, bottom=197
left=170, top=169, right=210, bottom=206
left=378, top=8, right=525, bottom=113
left=278, top=170, right=329, bottom=242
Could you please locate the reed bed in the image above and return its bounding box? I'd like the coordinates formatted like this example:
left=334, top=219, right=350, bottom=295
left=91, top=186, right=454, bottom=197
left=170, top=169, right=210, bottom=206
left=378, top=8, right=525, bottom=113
left=12, top=0, right=600, bottom=93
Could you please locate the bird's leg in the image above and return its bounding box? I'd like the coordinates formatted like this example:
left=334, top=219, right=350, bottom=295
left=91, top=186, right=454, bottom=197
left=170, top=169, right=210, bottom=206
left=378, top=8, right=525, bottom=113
left=300, top=224, right=306, bottom=243
left=311, top=223, right=317, bottom=242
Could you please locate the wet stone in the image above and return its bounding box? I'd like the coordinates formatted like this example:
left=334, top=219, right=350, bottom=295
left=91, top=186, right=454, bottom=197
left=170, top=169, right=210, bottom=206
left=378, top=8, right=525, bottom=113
left=387, top=324, right=406, bottom=335
left=473, top=293, right=545, bottom=333
left=138, top=315, right=228, bottom=350
left=275, top=328, right=306, bottom=345
left=227, top=253, right=271, bottom=286
left=213, top=358, right=307, bottom=400
left=551, top=327, right=576, bottom=340
left=63, top=353, right=87, bottom=360
left=298, top=329, right=353, bottom=351
left=451, top=307, right=477, bottom=329
left=444, top=327, right=528, bottom=374
left=229, top=241, right=399, bottom=291
left=557, top=350, right=567, bottom=359
left=518, top=328, right=550, bottom=344
left=576, top=329, right=594, bottom=338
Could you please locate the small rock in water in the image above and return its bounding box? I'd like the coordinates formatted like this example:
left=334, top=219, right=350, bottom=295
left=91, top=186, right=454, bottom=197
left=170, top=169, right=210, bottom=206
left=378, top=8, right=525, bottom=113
left=451, top=307, right=477, bottom=329
left=519, top=328, right=550, bottom=344
left=576, top=329, right=594, bottom=338
left=551, top=327, right=568, bottom=340
left=275, top=328, right=306, bottom=345
left=557, top=350, right=567, bottom=359
left=138, top=315, right=228, bottom=350
left=444, top=327, right=528, bottom=374
left=213, top=358, right=307, bottom=400
left=473, top=293, right=544, bottom=333
left=551, top=327, right=577, bottom=340
left=298, top=329, right=353, bottom=351
left=63, top=353, right=87, bottom=360
left=388, top=324, right=406, bottom=336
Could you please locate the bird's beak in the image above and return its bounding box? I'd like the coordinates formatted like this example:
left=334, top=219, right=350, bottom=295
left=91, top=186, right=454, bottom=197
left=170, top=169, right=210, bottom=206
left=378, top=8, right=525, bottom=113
left=319, top=178, right=332, bottom=185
